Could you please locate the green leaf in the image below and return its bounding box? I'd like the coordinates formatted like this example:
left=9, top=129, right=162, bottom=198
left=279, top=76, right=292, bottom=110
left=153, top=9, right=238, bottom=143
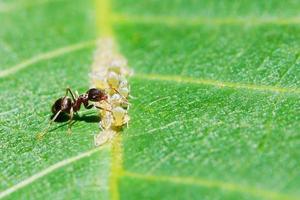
left=1, top=0, right=300, bottom=200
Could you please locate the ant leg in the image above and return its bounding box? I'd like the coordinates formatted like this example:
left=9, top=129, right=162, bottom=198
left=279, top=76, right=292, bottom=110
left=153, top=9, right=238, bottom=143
left=111, top=87, right=128, bottom=102
left=83, top=101, right=94, bottom=109
left=109, top=87, right=131, bottom=106
left=37, top=110, right=62, bottom=139
left=51, top=110, right=63, bottom=123
left=75, top=90, right=80, bottom=99
left=86, top=105, right=94, bottom=109
left=74, top=111, right=80, bottom=118
left=65, top=87, right=76, bottom=102
left=67, top=108, right=74, bottom=135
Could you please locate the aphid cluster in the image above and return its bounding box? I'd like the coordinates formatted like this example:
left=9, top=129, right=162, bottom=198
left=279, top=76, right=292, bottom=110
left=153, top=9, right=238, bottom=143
left=90, top=39, right=132, bottom=146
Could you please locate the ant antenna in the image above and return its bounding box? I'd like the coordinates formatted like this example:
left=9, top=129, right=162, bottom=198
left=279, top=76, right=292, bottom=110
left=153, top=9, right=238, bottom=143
left=112, top=88, right=129, bottom=102
left=95, top=105, right=112, bottom=113
left=37, top=110, right=62, bottom=139
left=108, top=87, right=131, bottom=106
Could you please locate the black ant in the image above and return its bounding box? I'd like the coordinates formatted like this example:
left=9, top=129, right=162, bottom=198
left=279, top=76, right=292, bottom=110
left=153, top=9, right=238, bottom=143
left=38, top=88, right=110, bottom=138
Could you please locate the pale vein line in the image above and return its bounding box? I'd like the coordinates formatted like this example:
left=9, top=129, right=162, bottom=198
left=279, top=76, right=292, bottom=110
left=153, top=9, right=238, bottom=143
left=147, top=96, right=171, bottom=107
left=133, top=73, right=300, bottom=94
left=0, top=108, right=18, bottom=116
left=0, top=147, right=106, bottom=199
left=148, top=121, right=178, bottom=133
left=112, top=13, right=300, bottom=26
left=146, top=152, right=175, bottom=174
left=122, top=171, right=298, bottom=200
left=0, top=0, right=67, bottom=13
left=0, top=40, right=95, bottom=78
left=124, top=121, right=179, bottom=139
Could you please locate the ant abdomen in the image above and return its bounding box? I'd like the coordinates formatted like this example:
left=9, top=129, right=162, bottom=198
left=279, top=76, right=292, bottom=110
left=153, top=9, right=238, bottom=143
left=51, top=97, right=72, bottom=114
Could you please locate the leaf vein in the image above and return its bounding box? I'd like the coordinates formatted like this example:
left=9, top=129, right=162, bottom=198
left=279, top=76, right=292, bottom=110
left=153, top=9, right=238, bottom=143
left=133, top=73, right=300, bottom=94
left=0, top=40, right=95, bottom=78
left=112, top=13, right=300, bottom=26
left=122, top=171, right=298, bottom=200
left=0, top=147, right=106, bottom=199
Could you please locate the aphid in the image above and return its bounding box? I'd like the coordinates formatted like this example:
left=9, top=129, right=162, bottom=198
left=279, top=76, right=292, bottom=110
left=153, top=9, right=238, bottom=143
left=107, top=71, right=120, bottom=88
left=99, top=106, right=130, bottom=129
left=90, top=72, right=109, bottom=89
left=110, top=94, right=123, bottom=106
left=38, top=88, right=109, bottom=138
left=94, top=130, right=116, bottom=146
left=112, top=107, right=130, bottom=127
left=99, top=111, right=113, bottom=130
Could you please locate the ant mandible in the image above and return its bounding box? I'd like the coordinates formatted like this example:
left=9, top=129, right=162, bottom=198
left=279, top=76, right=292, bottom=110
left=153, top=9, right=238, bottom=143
left=38, top=88, right=109, bottom=138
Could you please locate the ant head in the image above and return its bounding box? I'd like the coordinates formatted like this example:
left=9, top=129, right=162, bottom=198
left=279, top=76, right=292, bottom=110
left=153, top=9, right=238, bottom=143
left=87, top=88, right=108, bottom=102
left=51, top=97, right=72, bottom=114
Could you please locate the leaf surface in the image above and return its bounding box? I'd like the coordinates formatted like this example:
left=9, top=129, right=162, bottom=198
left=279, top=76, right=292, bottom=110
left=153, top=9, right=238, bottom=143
left=113, top=0, right=300, bottom=199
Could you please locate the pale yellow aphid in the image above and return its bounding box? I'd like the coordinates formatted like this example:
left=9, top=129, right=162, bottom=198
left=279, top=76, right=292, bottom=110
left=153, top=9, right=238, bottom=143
left=94, top=129, right=116, bottom=146
left=91, top=38, right=132, bottom=147
left=98, top=107, right=130, bottom=130
left=119, top=87, right=129, bottom=98
left=107, top=71, right=120, bottom=88
left=99, top=111, right=113, bottom=130
left=112, top=107, right=130, bottom=127
left=119, top=76, right=128, bottom=87
left=110, top=93, right=123, bottom=106
left=118, top=76, right=131, bottom=99
left=108, top=60, right=124, bottom=74
left=89, top=71, right=109, bottom=89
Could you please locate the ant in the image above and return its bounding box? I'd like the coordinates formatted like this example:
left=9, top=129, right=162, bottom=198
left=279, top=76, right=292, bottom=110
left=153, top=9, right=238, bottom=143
left=38, top=87, right=110, bottom=138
